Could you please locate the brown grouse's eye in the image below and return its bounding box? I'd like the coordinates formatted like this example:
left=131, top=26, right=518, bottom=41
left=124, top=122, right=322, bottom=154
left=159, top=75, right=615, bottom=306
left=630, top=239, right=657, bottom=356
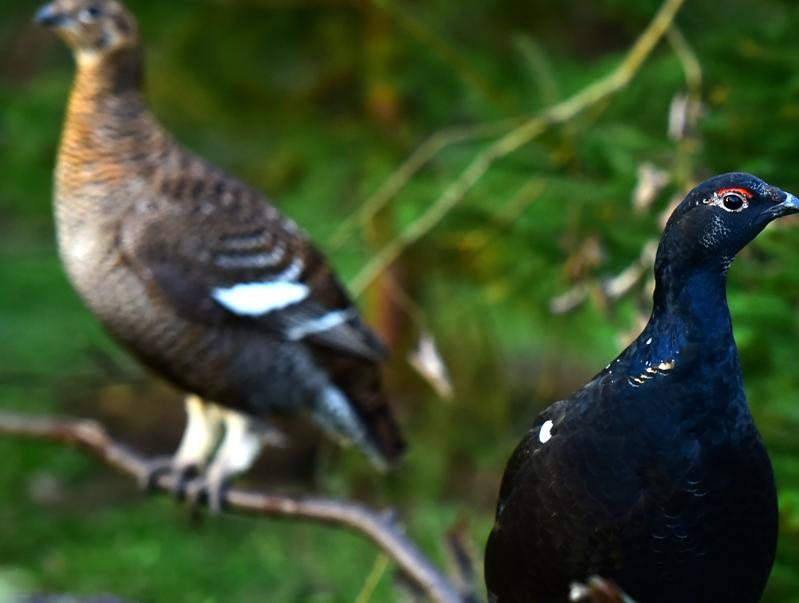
left=79, top=5, right=103, bottom=22
left=721, top=192, right=746, bottom=212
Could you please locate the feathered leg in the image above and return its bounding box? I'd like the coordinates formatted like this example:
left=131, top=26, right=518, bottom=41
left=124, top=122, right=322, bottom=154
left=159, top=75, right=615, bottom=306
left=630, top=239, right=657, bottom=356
left=185, top=408, right=284, bottom=513
left=142, top=394, right=224, bottom=496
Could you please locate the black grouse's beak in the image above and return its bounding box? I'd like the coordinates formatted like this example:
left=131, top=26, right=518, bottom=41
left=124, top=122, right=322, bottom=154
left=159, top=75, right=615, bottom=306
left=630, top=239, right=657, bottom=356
left=34, top=2, right=67, bottom=27
left=776, top=190, right=799, bottom=217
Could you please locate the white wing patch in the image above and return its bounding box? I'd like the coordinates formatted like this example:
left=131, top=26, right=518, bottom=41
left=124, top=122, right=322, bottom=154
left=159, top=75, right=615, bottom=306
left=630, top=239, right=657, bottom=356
left=286, top=309, right=353, bottom=340
left=539, top=420, right=554, bottom=444
left=213, top=281, right=309, bottom=315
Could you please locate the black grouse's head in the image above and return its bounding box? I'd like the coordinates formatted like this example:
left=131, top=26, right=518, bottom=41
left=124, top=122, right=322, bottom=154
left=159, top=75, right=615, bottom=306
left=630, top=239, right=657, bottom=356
left=656, top=172, right=799, bottom=274
left=35, top=0, right=138, bottom=62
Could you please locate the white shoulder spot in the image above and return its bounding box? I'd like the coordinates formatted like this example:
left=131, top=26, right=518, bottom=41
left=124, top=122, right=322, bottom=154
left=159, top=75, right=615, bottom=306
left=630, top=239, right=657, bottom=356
left=213, top=281, right=309, bottom=315
left=539, top=419, right=554, bottom=444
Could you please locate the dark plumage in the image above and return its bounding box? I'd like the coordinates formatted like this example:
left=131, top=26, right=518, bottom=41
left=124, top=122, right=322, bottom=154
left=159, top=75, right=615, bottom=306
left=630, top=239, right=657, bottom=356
left=485, top=173, right=799, bottom=603
left=37, top=0, right=404, bottom=510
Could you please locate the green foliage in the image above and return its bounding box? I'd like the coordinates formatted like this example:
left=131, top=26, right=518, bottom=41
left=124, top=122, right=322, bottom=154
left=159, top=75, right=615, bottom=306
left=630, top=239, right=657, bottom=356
left=3, top=0, right=799, bottom=601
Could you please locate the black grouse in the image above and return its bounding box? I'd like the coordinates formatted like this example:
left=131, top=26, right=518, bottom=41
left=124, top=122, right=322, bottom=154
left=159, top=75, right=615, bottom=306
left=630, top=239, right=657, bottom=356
left=35, top=0, right=404, bottom=511
left=485, top=173, right=799, bottom=603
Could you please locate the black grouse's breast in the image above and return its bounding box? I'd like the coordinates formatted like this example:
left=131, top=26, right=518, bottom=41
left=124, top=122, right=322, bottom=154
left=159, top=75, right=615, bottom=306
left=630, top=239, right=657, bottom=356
left=485, top=372, right=778, bottom=603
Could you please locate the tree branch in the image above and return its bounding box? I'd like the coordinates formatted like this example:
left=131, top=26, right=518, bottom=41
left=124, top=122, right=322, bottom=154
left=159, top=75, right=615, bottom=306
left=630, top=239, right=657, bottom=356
left=329, top=118, right=521, bottom=250
left=0, top=411, right=463, bottom=603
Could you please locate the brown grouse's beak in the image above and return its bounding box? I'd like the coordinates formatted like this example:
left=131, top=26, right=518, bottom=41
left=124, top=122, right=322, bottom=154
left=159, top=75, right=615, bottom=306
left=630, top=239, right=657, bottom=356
left=34, top=2, right=67, bottom=27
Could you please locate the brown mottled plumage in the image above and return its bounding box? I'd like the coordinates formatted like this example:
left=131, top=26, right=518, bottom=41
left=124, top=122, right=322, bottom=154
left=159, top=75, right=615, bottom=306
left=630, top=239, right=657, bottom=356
left=37, top=0, right=404, bottom=510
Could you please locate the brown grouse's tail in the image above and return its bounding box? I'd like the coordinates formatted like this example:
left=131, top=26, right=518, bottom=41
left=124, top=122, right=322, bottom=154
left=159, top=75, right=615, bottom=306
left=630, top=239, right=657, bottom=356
left=316, top=349, right=405, bottom=465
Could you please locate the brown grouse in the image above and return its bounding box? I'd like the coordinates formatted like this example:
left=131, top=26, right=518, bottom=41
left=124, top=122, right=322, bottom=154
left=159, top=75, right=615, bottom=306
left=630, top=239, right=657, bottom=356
left=36, top=0, right=404, bottom=510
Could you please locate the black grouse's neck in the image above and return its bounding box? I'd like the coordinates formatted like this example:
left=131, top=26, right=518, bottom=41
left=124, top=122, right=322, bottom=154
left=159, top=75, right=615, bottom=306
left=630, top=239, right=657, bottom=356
left=594, top=253, right=751, bottom=441
left=652, top=259, right=731, bottom=337
left=610, top=254, right=739, bottom=390
left=647, top=197, right=736, bottom=342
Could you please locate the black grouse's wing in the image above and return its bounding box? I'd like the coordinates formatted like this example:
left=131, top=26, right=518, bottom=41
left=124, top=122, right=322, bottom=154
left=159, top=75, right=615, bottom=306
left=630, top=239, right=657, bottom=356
left=119, top=170, right=386, bottom=362
left=485, top=399, right=578, bottom=601
left=492, top=400, right=568, bottom=521
left=485, top=378, right=708, bottom=603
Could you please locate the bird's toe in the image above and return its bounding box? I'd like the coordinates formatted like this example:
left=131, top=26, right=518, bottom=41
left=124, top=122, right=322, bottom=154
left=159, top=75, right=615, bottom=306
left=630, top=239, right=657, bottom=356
left=185, top=474, right=228, bottom=514
left=139, top=456, right=177, bottom=492
left=140, top=457, right=200, bottom=500
left=170, top=463, right=199, bottom=499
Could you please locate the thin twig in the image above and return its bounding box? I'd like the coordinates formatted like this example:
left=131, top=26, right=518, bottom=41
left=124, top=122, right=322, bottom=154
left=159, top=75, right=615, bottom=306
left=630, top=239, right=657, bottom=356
left=377, top=1, right=513, bottom=112
left=353, top=553, right=390, bottom=603
left=330, top=118, right=523, bottom=249
left=456, top=179, right=547, bottom=252
left=665, top=25, right=703, bottom=187
left=666, top=26, right=701, bottom=95
left=348, top=0, right=687, bottom=295
left=512, top=34, right=560, bottom=108
left=0, top=411, right=463, bottom=603
left=549, top=241, right=658, bottom=315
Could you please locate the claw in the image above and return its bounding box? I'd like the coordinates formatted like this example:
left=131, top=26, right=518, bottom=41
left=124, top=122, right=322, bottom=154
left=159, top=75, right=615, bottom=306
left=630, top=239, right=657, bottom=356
left=139, top=457, right=199, bottom=499
left=185, top=474, right=228, bottom=514
left=139, top=456, right=176, bottom=492
left=170, top=463, right=200, bottom=499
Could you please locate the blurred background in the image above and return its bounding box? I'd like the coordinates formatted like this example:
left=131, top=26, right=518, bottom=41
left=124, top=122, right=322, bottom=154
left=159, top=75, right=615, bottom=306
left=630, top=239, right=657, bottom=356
left=2, top=0, right=799, bottom=601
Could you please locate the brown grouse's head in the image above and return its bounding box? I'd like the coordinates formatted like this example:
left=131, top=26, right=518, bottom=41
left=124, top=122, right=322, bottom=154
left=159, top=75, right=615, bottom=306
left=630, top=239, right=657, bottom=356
left=35, top=0, right=138, bottom=61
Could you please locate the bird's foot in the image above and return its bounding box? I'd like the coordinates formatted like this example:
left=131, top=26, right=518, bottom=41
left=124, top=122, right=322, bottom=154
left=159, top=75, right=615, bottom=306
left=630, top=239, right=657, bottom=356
left=184, top=472, right=229, bottom=514
left=139, top=456, right=173, bottom=491
left=139, top=456, right=198, bottom=499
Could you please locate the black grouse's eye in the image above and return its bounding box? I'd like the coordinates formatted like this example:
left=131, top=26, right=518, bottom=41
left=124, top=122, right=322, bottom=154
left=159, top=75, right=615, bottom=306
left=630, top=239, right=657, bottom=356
left=721, top=192, right=746, bottom=212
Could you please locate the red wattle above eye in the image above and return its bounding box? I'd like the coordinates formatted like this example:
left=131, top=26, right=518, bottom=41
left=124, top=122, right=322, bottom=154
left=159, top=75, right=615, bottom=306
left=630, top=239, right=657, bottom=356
left=716, top=187, right=752, bottom=199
